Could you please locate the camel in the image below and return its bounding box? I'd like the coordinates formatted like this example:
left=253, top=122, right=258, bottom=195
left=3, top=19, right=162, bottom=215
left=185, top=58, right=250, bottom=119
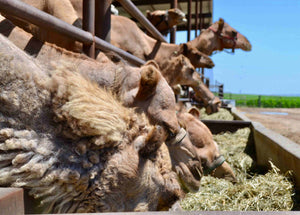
left=146, top=8, right=187, bottom=35
left=0, top=38, right=185, bottom=212
left=176, top=105, right=236, bottom=182
left=0, top=22, right=204, bottom=193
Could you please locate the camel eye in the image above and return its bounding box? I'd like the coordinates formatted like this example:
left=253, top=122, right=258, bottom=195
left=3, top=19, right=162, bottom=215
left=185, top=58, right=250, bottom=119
left=232, top=31, right=237, bottom=38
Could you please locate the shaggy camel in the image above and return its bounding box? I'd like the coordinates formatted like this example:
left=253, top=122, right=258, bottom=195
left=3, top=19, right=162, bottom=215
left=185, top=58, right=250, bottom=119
left=176, top=105, right=236, bottom=182
left=0, top=37, right=185, bottom=212
left=146, top=8, right=187, bottom=35
left=0, top=23, right=204, bottom=192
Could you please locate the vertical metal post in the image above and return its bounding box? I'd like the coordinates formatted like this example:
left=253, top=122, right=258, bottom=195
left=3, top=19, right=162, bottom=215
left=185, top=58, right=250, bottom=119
left=199, top=0, right=203, bottom=29
left=195, top=0, right=198, bottom=38
left=82, top=0, right=95, bottom=58
left=200, top=0, right=204, bottom=80
left=170, top=0, right=177, bottom=43
left=187, top=0, right=192, bottom=41
left=95, top=0, right=111, bottom=42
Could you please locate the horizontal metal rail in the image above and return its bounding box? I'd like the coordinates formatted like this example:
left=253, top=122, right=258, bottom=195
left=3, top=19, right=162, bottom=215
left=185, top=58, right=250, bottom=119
left=116, top=0, right=167, bottom=42
left=0, top=0, right=145, bottom=66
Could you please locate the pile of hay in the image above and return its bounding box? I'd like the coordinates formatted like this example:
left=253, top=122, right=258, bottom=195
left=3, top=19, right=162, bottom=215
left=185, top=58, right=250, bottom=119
left=180, top=128, right=295, bottom=211
left=200, top=108, right=234, bottom=120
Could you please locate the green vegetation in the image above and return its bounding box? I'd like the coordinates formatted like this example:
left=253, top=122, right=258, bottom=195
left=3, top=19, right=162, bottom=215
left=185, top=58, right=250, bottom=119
left=222, top=93, right=300, bottom=108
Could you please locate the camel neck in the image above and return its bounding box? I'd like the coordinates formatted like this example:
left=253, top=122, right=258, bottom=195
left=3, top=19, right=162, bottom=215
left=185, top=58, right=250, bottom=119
left=145, top=37, right=179, bottom=62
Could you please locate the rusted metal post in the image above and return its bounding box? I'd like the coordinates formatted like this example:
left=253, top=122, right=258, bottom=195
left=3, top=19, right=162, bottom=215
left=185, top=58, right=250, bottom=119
left=116, top=0, right=166, bottom=42
left=195, top=0, right=198, bottom=37
left=200, top=0, right=203, bottom=29
left=201, top=68, right=204, bottom=82
left=95, top=0, right=111, bottom=42
left=200, top=0, right=205, bottom=79
left=170, top=0, right=177, bottom=43
left=82, top=0, right=95, bottom=58
left=187, top=0, right=192, bottom=41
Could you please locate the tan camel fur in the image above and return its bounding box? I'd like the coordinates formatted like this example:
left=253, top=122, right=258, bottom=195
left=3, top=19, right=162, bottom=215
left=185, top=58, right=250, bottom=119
left=0, top=37, right=184, bottom=212
left=146, top=8, right=187, bottom=35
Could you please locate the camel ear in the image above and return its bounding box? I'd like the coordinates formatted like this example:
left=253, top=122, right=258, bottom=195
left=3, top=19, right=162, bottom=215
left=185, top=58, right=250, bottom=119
left=217, top=18, right=224, bottom=33
left=146, top=10, right=151, bottom=18
left=188, top=107, right=200, bottom=119
left=145, top=60, right=160, bottom=69
left=179, top=43, right=188, bottom=55
left=139, top=125, right=166, bottom=157
left=136, top=63, right=160, bottom=99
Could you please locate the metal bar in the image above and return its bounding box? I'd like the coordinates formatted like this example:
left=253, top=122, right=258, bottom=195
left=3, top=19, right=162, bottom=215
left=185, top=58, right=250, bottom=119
left=93, top=37, right=145, bottom=65
left=82, top=0, right=95, bottom=58
left=116, top=0, right=167, bottom=42
left=170, top=0, right=178, bottom=43
left=187, top=0, right=192, bottom=41
left=114, top=0, right=211, bottom=7
left=0, top=0, right=145, bottom=66
left=95, top=0, right=111, bottom=42
left=192, top=12, right=212, bottom=19
left=195, top=0, right=198, bottom=37
left=200, top=0, right=203, bottom=29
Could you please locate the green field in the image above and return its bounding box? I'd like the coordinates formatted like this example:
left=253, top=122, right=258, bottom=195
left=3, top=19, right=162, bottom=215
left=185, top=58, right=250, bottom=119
left=222, top=93, right=300, bottom=108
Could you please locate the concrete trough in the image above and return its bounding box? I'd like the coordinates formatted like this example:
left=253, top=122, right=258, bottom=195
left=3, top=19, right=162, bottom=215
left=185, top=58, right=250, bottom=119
left=230, top=107, right=300, bottom=194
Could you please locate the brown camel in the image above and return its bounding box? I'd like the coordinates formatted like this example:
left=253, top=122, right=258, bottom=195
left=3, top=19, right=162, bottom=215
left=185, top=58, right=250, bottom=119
left=146, top=8, right=187, bottom=35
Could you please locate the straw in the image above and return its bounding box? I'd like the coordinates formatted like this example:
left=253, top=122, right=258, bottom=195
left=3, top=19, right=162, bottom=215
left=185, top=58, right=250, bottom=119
left=180, top=127, right=295, bottom=211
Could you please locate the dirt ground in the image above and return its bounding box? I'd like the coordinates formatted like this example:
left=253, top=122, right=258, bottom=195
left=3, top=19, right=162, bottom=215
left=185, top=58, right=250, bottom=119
left=236, top=107, right=300, bottom=144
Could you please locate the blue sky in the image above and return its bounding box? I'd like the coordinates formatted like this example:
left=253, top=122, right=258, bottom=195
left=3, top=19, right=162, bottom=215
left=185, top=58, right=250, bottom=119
left=172, top=0, right=300, bottom=96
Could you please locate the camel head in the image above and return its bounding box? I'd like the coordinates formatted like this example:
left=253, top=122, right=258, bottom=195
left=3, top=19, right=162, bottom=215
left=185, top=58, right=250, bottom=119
left=178, top=43, right=215, bottom=68
left=166, top=127, right=203, bottom=192
left=146, top=8, right=186, bottom=34
left=133, top=60, right=184, bottom=145
left=176, top=106, right=237, bottom=183
left=167, top=8, right=187, bottom=25
left=209, top=18, right=252, bottom=53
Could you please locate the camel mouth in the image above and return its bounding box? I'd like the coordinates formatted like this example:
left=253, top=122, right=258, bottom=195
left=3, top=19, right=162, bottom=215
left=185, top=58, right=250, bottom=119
left=181, top=17, right=187, bottom=23
left=206, top=63, right=215, bottom=68
left=175, top=161, right=202, bottom=192
left=244, top=44, right=252, bottom=51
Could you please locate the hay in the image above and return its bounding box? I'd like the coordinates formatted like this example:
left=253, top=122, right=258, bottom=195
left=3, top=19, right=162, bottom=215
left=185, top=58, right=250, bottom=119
left=200, top=108, right=234, bottom=120
left=180, top=128, right=295, bottom=211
